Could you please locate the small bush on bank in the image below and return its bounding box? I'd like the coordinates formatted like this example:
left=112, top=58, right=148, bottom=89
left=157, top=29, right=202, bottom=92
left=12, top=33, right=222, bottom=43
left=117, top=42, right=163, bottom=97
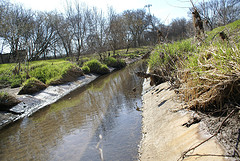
left=84, top=59, right=110, bottom=75
left=84, top=59, right=102, bottom=73
left=103, top=57, right=126, bottom=69
left=98, top=64, right=110, bottom=75
left=81, top=66, right=90, bottom=74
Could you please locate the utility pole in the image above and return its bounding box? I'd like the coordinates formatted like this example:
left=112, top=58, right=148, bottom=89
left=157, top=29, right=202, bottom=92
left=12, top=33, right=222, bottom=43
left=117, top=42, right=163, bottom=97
left=144, top=4, right=152, bottom=15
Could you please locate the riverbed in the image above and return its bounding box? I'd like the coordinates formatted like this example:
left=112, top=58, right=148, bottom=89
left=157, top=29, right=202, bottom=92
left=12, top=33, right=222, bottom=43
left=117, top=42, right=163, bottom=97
left=0, top=61, right=147, bottom=161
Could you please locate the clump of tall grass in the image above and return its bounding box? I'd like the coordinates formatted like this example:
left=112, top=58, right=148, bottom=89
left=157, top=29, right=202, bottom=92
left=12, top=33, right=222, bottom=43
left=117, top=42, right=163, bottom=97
left=103, top=57, right=126, bottom=69
left=81, top=65, right=90, bottom=74
left=18, top=77, right=47, bottom=95
left=148, top=39, right=196, bottom=82
left=83, top=59, right=110, bottom=75
left=178, top=41, right=240, bottom=110
left=149, top=19, right=240, bottom=111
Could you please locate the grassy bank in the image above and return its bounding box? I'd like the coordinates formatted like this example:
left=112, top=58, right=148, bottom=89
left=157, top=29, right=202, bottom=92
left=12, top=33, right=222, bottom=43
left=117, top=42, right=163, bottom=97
left=0, top=59, right=79, bottom=88
left=0, top=46, right=151, bottom=91
left=148, top=19, right=240, bottom=111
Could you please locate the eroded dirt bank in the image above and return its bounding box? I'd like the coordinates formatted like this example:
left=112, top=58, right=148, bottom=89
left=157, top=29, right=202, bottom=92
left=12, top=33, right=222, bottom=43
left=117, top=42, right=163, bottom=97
left=139, top=79, right=229, bottom=161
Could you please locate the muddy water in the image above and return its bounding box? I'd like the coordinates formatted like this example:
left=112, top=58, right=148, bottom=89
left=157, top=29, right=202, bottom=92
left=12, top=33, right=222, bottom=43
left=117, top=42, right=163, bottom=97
left=0, top=61, right=147, bottom=161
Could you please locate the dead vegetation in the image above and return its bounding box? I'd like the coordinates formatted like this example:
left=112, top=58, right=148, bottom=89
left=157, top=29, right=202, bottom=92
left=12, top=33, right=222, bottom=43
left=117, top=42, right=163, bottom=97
left=145, top=17, right=240, bottom=160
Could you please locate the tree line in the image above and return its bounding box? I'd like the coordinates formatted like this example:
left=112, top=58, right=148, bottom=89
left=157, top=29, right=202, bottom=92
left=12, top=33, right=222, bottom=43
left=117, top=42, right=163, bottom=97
left=0, top=0, right=239, bottom=62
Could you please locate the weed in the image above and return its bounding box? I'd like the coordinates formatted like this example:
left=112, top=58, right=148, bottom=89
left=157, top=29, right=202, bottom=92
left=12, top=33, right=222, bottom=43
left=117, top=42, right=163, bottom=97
left=81, top=66, right=90, bottom=74
left=84, top=59, right=110, bottom=75
left=150, top=19, right=240, bottom=111
left=103, top=57, right=126, bottom=69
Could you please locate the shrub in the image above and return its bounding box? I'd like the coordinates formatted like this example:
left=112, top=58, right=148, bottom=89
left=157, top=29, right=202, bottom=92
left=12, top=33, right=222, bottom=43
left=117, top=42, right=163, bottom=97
left=82, top=66, right=90, bottom=74
left=104, top=57, right=126, bottom=69
left=84, top=59, right=102, bottom=73
left=98, top=64, right=110, bottom=75
left=104, top=57, right=117, bottom=67
left=116, top=59, right=127, bottom=68
left=84, top=59, right=110, bottom=75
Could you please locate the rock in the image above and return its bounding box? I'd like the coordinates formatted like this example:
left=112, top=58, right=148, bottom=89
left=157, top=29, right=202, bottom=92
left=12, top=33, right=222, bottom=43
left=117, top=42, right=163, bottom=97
left=182, top=115, right=202, bottom=128
left=0, top=93, right=21, bottom=111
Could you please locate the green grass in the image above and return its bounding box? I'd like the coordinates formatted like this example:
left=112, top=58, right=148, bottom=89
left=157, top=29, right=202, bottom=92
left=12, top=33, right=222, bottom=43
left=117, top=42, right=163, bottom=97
left=148, top=39, right=196, bottom=71
left=103, top=57, right=126, bottom=69
left=30, top=61, right=75, bottom=83
left=0, top=58, right=77, bottom=88
left=0, top=46, right=152, bottom=89
left=81, top=65, right=90, bottom=74
left=117, top=46, right=151, bottom=58
left=83, top=59, right=110, bottom=74
left=148, top=19, right=240, bottom=110
left=205, top=19, right=240, bottom=44
left=22, top=77, right=41, bottom=87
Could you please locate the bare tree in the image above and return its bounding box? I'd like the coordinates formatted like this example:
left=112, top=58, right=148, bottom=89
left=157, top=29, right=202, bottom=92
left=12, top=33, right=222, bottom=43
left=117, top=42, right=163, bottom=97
left=52, top=13, right=74, bottom=57
left=28, top=12, right=57, bottom=60
left=195, top=0, right=240, bottom=29
left=66, top=2, right=88, bottom=61
left=107, top=8, right=128, bottom=55
left=123, top=9, right=149, bottom=47
left=168, top=18, right=189, bottom=41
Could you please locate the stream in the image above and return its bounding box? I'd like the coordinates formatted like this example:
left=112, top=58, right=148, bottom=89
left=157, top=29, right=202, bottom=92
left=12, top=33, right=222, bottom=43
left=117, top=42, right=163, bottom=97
left=0, top=60, right=147, bottom=161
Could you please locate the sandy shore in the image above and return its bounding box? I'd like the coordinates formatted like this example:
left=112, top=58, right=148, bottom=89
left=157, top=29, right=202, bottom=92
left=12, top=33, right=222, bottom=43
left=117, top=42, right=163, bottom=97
left=139, top=79, right=229, bottom=161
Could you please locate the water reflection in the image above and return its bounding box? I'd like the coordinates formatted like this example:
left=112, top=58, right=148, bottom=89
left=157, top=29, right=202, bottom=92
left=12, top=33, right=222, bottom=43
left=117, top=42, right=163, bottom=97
left=0, top=61, right=147, bottom=161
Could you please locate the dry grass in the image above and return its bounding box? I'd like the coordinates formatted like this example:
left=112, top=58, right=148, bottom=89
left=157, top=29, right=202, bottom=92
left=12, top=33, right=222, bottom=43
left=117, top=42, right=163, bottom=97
left=149, top=19, right=240, bottom=111
left=177, top=43, right=240, bottom=111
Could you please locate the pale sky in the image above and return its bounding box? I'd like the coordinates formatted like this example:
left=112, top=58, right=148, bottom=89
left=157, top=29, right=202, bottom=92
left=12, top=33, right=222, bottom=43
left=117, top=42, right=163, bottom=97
left=10, top=0, right=196, bottom=24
